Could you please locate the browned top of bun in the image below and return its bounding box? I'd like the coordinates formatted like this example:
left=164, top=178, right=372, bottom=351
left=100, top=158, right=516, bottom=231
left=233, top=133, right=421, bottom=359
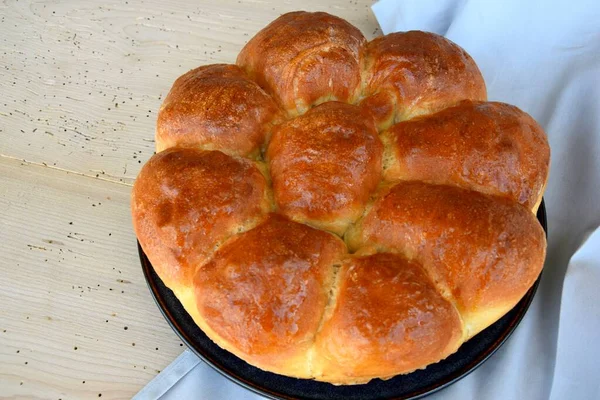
left=195, top=214, right=346, bottom=364
left=346, top=182, right=546, bottom=331
left=237, top=11, right=366, bottom=116
left=361, top=31, right=487, bottom=129
left=156, top=64, right=283, bottom=157
left=131, top=148, right=270, bottom=288
left=314, top=252, right=463, bottom=382
left=382, top=100, right=550, bottom=211
left=266, top=102, right=382, bottom=236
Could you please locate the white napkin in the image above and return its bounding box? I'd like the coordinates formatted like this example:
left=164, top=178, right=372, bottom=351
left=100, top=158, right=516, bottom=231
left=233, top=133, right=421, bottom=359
left=135, top=1, right=600, bottom=398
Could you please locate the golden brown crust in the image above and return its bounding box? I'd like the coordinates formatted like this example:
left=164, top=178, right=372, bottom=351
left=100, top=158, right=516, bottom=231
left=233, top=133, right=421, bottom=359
left=360, top=31, right=487, bottom=129
left=131, top=148, right=271, bottom=289
left=346, top=182, right=546, bottom=337
left=194, top=214, right=346, bottom=374
left=266, top=102, right=383, bottom=236
left=313, top=253, right=463, bottom=383
left=382, top=100, right=550, bottom=211
left=156, top=64, right=283, bottom=157
left=132, top=11, right=551, bottom=384
left=237, top=11, right=366, bottom=116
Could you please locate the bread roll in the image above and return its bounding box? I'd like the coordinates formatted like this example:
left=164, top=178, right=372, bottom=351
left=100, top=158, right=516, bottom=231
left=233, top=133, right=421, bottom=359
left=237, top=11, right=366, bottom=116
left=313, top=252, right=463, bottom=384
left=381, top=100, right=550, bottom=212
left=194, top=213, right=346, bottom=377
left=266, top=102, right=382, bottom=235
left=156, top=64, right=283, bottom=157
left=131, top=147, right=271, bottom=289
left=360, top=31, right=487, bottom=130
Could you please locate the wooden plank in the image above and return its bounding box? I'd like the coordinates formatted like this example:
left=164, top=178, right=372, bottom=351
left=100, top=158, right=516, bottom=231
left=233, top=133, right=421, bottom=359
left=0, top=156, right=183, bottom=399
left=0, top=0, right=380, bottom=185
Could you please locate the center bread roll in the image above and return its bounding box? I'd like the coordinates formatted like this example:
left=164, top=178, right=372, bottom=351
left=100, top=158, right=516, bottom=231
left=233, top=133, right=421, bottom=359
left=267, top=102, right=383, bottom=236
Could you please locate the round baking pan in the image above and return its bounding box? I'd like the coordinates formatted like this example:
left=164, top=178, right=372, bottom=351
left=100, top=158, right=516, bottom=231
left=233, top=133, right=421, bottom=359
left=140, top=199, right=547, bottom=400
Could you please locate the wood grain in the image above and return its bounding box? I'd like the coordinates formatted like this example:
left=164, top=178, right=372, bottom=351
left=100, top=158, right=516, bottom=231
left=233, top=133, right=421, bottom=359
left=0, top=0, right=380, bottom=398
left=0, top=0, right=379, bottom=185
left=0, top=157, right=183, bottom=399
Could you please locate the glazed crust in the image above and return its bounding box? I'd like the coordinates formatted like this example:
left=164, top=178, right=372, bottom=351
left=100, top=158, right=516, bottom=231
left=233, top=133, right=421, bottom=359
left=194, top=214, right=346, bottom=376
left=267, top=102, right=382, bottom=236
left=360, top=31, right=487, bottom=129
left=237, top=11, right=366, bottom=116
left=381, top=100, right=550, bottom=212
left=346, top=182, right=546, bottom=337
left=132, top=11, right=549, bottom=385
left=313, top=253, right=463, bottom=383
left=131, top=147, right=271, bottom=289
left=156, top=64, right=283, bottom=157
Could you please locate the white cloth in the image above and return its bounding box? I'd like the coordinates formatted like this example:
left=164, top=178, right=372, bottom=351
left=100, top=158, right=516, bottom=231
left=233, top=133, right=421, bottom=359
left=135, top=1, right=600, bottom=398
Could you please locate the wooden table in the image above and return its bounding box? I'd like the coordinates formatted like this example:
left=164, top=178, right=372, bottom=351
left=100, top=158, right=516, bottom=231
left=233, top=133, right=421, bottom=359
left=0, top=1, right=379, bottom=398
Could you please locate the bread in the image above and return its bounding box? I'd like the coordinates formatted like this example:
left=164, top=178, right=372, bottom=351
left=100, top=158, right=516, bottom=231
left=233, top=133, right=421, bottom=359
left=195, top=213, right=346, bottom=377
left=381, top=100, right=550, bottom=212
left=131, top=147, right=272, bottom=289
left=266, top=101, right=383, bottom=235
left=237, top=11, right=366, bottom=116
left=132, top=11, right=550, bottom=385
left=313, top=252, right=464, bottom=383
left=156, top=64, right=283, bottom=158
left=345, top=182, right=547, bottom=339
left=360, top=31, right=487, bottom=130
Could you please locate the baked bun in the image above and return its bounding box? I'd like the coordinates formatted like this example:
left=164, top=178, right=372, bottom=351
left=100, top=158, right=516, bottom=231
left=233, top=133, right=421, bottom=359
left=360, top=31, right=487, bottom=130
left=237, top=11, right=366, bottom=116
left=267, top=101, right=382, bottom=235
left=131, top=147, right=271, bottom=289
left=132, top=11, right=550, bottom=385
left=381, top=100, right=550, bottom=212
left=156, top=64, right=283, bottom=157
left=313, top=252, right=463, bottom=383
left=195, top=213, right=346, bottom=377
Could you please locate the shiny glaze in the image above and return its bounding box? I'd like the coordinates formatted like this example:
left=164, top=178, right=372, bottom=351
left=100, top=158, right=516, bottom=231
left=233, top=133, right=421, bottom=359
left=382, top=100, right=550, bottom=211
left=267, top=102, right=383, bottom=236
left=237, top=11, right=365, bottom=116
left=314, top=253, right=462, bottom=380
left=361, top=31, right=487, bottom=129
left=195, top=214, right=346, bottom=359
left=131, top=148, right=270, bottom=288
left=346, top=182, right=546, bottom=317
left=132, top=11, right=552, bottom=384
left=156, top=64, right=283, bottom=157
